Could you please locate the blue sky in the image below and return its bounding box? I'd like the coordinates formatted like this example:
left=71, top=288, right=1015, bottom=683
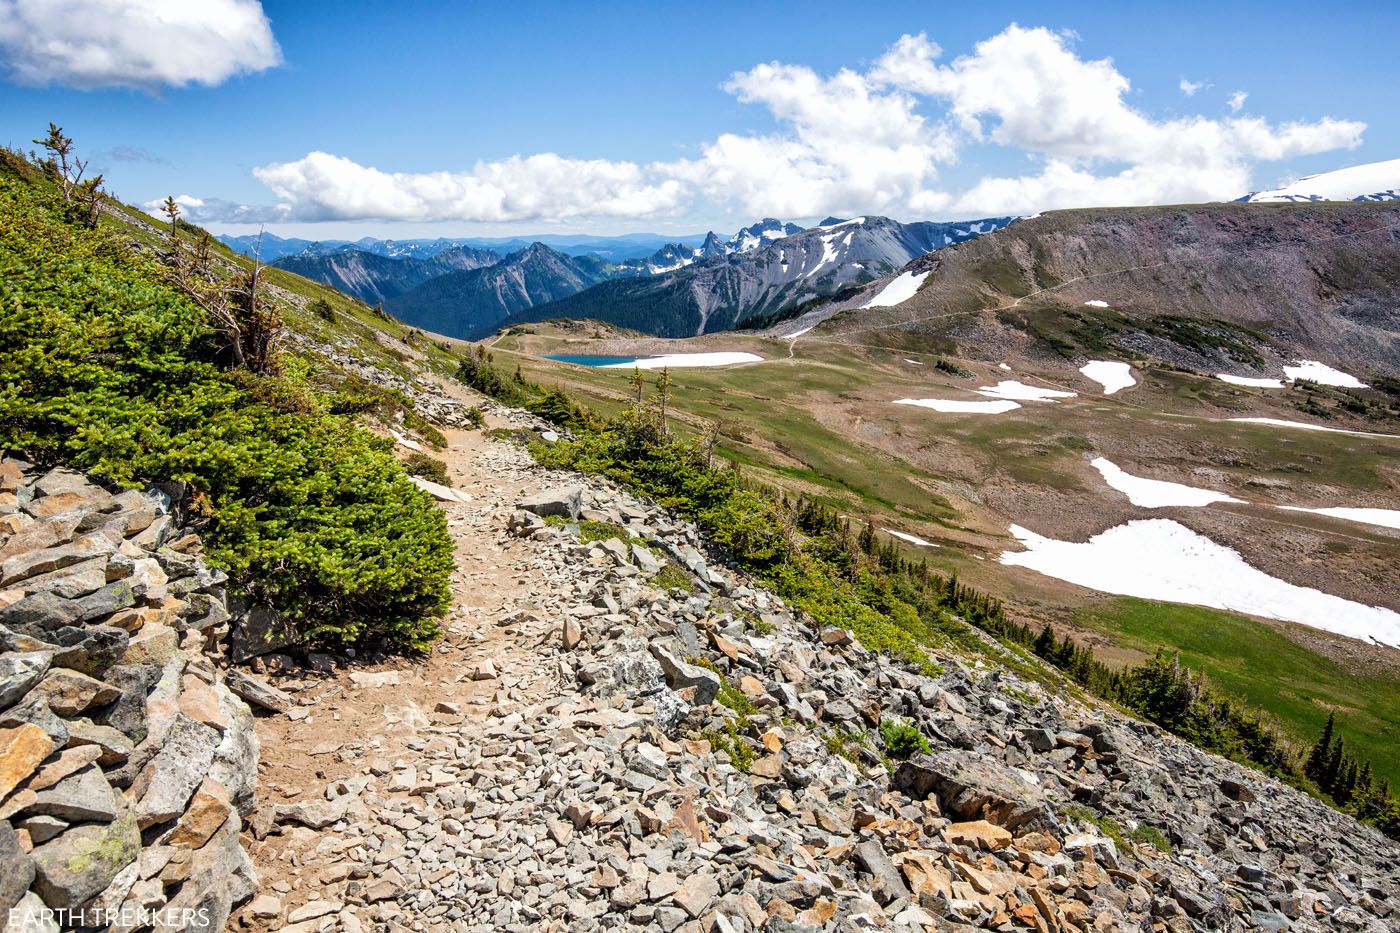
left=1, top=0, right=1395, bottom=238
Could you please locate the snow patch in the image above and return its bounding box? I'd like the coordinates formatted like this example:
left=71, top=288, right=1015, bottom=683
left=1091, top=457, right=1241, bottom=508
left=895, top=398, right=1022, bottom=414
left=1083, top=300, right=1110, bottom=308
left=904, top=359, right=925, bottom=366
left=998, top=363, right=1012, bottom=371
left=1079, top=361, right=1136, bottom=394
left=1000, top=519, right=1400, bottom=647
left=1229, top=418, right=1400, bottom=439
left=977, top=381, right=1076, bottom=402
left=862, top=271, right=930, bottom=308
left=884, top=529, right=938, bottom=547
left=783, top=326, right=814, bottom=339
left=1283, top=360, right=1367, bottom=388
left=1217, top=374, right=1285, bottom=388
left=1278, top=506, right=1400, bottom=531
left=600, top=352, right=763, bottom=370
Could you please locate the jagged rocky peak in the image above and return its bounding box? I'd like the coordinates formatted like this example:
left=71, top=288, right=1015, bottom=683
left=727, top=217, right=805, bottom=252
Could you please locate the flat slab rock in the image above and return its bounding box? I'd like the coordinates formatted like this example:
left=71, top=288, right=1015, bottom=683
left=892, top=751, right=1047, bottom=831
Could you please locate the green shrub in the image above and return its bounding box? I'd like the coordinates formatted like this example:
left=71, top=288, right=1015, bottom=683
left=0, top=169, right=453, bottom=650
left=403, top=452, right=450, bottom=486
left=308, top=297, right=336, bottom=322
left=464, top=406, right=485, bottom=429
left=651, top=563, right=694, bottom=595
left=879, top=718, right=931, bottom=759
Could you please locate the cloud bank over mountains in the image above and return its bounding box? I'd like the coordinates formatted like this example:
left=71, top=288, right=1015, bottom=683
left=114, top=19, right=1362, bottom=225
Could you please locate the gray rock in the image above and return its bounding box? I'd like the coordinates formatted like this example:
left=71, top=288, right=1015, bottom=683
left=229, top=605, right=301, bottom=663
left=0, top=696, right=69, bottom=745
left=95, top=663, right=159, bottom=742
left=131, top=715, right=221, bottom=828
left=891, top=752, right=1047, bottom=831
left=854, top=840, right=909, bottom=905
left=224, top=668, right=292, bottom=713
left=648, top=643, right=720, bottom=706
left=518, top=486, right=584, bottom=520
left=23, top=765, right=120, bottom=823
left=0, top=592, right=83, bottom=630
left=0, top=650, right=52, bottom=709
left=30, top=808, right=140, bottom=911
left=0, top=820, right=35, bottom=915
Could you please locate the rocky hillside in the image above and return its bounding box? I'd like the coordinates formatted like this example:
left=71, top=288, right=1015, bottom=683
left=818, top=202, right=1400, bottom=376
left=502, top=216, right=1014, bottom=338
left=232, top=422, right=1400, bottom=932
left=1, top=462, right=260, bottom=929
left=385, top=243, right=611, bottom=339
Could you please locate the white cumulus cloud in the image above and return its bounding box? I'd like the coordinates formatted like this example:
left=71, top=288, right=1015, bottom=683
left=184, top=23, right=1365, bottom=225
left=1179, top=78, right=1207, bottom=97
left=0, top=0, right=280, bottom=90
left=1228, top=90, right=1249, bottom=112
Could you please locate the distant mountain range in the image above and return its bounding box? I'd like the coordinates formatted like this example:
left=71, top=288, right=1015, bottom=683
left=1244, top=158, right=1400, bottom=203
left=221, top=231, right=711, bottom=264
left=498, top=216, right=1015, bottom=338
left=245, top=215, right=1010, bottom=339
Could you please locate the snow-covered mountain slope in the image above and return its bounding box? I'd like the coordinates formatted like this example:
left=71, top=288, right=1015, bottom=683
left=1245, top=158, right=1400, bottom=203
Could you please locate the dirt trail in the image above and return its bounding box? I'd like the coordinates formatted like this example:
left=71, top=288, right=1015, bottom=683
left=238, top=423, right=561, bottom=924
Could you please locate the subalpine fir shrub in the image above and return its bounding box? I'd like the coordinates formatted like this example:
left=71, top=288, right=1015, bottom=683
left=0, top=170, right=452, bottom=650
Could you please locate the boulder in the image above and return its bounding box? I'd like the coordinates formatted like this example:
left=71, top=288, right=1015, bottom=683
left=891, top=752, right=1047, bottom=830
left=63, top=719, right=133, bottom=768
left=228, top=605, right=301, bottom=663
left=167, top=778, right=232, bottom=848
left=130, top=715, right=221, bottom=828
left=119, top=622, right=179, bottom=666
left=30, top=807, right=140, bottom=911
left=854, top=839, right=910, bottom=905
left=24, top=764, right=120, bottom=823
left=518, top=486, right=584, bottom=520
left=31, top=668, right=121, bottom=717
left=0, top=723, right=57, bottom=801
left=648, top=643, right=721, bottom=706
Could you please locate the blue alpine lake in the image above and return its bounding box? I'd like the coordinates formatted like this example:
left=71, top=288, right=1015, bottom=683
left=544, top=355, right=648, bottom=367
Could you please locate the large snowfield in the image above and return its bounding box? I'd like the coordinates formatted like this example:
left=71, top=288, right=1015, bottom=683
left=1000, top=519, right=1400, bottom=648
left=884, top=528, right=937, bottom=547
left=1217, top=374, right=1286, bottom=388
